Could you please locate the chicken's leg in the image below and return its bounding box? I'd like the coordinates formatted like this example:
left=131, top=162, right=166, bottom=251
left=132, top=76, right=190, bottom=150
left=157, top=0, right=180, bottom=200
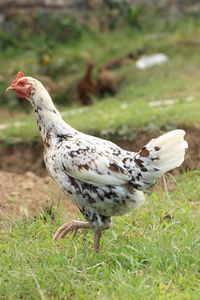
left=93, top=224, right=110, bottom=252
left=94, top=229, right=102, bottom=253
left=53, top=220, right=91, bottom=240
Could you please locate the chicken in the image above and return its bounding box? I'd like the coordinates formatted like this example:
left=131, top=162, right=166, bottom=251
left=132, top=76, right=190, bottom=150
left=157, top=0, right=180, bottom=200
left=76, top=61, right=97, bottom=105
left=97, top=69, right=118, bottom=97
left=6, top=72, right=188, bottom=252
left=101, top=50, right=144, bottom=70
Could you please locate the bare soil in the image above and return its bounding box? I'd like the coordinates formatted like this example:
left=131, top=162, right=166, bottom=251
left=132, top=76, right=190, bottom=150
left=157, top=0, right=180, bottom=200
left=0, top=126, right=199, bottom=220
left=0, top=171, right=78, bottom=222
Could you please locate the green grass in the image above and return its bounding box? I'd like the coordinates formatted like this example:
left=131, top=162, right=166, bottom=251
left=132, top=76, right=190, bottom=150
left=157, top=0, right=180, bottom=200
left=0, top=171, right=200, bottom=299
left=1, top=92, right=199, bottom=144
left=1, top=17, right=200, bottom=143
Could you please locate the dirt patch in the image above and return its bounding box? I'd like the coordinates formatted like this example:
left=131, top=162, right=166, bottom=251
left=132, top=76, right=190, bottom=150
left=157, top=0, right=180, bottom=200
left=0, top=142, right=45, bottom=177
left=0, top=171, right=78, bottom=222
left=183, top=126, right=200, bottom=170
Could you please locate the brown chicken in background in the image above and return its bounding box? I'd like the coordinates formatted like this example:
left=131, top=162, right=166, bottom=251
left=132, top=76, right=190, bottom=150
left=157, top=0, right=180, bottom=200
left=97, top=69, right=118, bottom=97
left=76, top=49, right=142, bottom=105
left=101, top=50, right=143, bottom=70
left=76, top=61, right=97, bottom=105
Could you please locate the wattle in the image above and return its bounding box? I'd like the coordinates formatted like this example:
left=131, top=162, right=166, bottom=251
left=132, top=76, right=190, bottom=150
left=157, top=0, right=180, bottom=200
left=17, top=91, right=26, bottom=98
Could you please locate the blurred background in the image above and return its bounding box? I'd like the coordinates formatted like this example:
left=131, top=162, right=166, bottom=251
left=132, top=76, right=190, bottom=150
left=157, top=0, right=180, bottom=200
left=0, top=0, right=200, bottom=216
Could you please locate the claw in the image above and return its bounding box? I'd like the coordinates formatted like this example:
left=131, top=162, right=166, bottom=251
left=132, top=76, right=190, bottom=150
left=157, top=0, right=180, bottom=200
left=53, top=220, right=109, bottom=252
left=53, top=220, right=91, bottom=240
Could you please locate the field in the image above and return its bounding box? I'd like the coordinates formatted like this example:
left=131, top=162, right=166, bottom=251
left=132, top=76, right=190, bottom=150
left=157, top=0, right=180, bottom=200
left=0, top=8, right=200, bottom=300
left=0, top=172, right=200, bottom=299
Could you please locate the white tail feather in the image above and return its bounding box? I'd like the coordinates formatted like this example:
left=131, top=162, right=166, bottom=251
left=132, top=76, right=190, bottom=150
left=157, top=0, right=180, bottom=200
left=146, top=129, right=188, bottom=174
left=133, top=129, right=188, bottom=191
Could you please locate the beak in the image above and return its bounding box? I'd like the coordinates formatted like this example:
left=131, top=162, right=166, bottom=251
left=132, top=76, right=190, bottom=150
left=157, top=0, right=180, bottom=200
left=6, top=85, right=15, bottom=92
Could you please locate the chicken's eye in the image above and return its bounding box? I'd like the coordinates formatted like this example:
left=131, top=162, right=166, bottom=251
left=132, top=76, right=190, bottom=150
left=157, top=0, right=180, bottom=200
left=19, top=81, right=25, bottom=87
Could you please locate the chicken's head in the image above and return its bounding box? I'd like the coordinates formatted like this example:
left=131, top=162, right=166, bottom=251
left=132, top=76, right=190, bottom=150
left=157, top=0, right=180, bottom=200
left=6, top=72, right=53, bottom=109
left=6, top=72, right=33, bottom=99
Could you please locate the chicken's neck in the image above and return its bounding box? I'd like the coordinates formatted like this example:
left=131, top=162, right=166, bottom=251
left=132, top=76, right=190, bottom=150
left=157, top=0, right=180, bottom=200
left=32, top=89, right=77, bottom=147
left=84, top=65, right=93, bottom=82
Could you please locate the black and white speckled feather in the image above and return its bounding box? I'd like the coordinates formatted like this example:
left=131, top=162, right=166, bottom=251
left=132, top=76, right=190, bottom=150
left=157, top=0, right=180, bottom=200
left=10, top=76, right=188, bottom=234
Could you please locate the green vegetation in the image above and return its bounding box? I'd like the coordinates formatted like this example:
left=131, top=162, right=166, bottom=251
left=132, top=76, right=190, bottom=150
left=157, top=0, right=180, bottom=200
left=1, top=14, right=200, bottom=143
left=1, top=96, right=199, bottom=144
left=0, top=171, right=200, bottom=299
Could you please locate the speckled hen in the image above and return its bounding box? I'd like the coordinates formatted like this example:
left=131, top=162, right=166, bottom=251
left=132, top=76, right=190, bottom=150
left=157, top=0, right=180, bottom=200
left=6, top=72, right=188, bottom=252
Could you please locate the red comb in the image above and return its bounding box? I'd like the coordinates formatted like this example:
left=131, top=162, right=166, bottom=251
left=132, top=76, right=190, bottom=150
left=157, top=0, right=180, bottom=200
left=12, top=71, right=25, bottom=85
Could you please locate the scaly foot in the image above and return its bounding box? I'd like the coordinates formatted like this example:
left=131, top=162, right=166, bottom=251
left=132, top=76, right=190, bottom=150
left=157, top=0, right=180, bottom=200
left=53, top=220, right=91, bottom=240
